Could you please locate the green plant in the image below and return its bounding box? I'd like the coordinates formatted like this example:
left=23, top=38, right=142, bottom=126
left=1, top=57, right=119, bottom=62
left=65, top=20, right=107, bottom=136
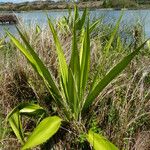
left=57, top=6, right=99, bottom=35
left=6, top=7, right=147, bottom=150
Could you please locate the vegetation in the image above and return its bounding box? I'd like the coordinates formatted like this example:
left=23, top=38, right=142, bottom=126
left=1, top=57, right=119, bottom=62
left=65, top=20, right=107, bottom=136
left=0, top=6, right=150, bottom=150
left=103, top=0, right=138, bottom=8
left=0, top=1, right=103, bottom=11
left=0, top=0, right=150, bottom=11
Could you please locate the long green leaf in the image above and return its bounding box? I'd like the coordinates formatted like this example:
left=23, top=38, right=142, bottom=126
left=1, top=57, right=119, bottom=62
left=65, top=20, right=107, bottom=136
left=68, top=20, right=80, bottom=116
left=17, top=27, right=60, bottom=97
left=87, top=130, right=118, bottom=150
left=74, top=5, right=79, bottom=22
left=6, top=30, right=62, bottom=106
left=89, top=20, right=100, bottom=33
left=83, top=40, right=147, bottom=112
left=6, top=103, right=46, bottom=146
left=80, top=21, right=90, bottom=99
left=68, top=69, right=80, bottom=119
left=48, top=18, right=69, bottom=110
left=22, top=116, right=62, bottom=150
left=7, top=103, right=45, bottom=120
left=8, top=111, right=25, bottom=145
left=78, top=8, right=87, bottom=30
left=19, top=103, right=45, bottom=115
left=48, top=18, right=68, bottom=88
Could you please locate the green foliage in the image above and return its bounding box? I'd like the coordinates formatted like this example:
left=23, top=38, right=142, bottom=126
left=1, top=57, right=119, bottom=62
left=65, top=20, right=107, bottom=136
left=87, top=130, right=118, bottom=150
left=57, top=6, right=100, bottom=35
left=108, top=105, right=119, bottom=124
left=8, top=110, right=25, bottom=145
left=89, top=118, right=101, bottom=133
left=6, top=103, right=62, bottom=149
left=22, top=116, right=62, bottom=150
left=6, top=6, right=147, bottom=149
left=104, top=0, right=138, bottom=8
left=78, top=132, right=86, bottom=143
left=35, top=24, right=41, bottom=39
left=82, top=40, right=147, bottom=112
left=6, top=103, right=46, bottom=144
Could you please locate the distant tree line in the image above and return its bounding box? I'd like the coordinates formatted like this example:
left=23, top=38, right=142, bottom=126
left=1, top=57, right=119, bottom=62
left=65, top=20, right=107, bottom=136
left=78, top=0, right=102, bottom=1
left=78, top=0, right=150, bottom=4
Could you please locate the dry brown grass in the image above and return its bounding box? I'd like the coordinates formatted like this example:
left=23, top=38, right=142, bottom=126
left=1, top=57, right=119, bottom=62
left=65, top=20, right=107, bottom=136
left=87, top=55, right=150, bottom=149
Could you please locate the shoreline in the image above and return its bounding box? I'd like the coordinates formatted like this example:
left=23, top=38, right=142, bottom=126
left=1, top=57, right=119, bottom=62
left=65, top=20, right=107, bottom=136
left=0, top=1, right=150, bottom=12
left=1, top=7, right=150, bottom=13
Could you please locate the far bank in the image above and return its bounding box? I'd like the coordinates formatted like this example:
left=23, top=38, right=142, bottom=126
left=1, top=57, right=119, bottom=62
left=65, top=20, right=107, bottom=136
left=1, top=1, right=150, bottom=12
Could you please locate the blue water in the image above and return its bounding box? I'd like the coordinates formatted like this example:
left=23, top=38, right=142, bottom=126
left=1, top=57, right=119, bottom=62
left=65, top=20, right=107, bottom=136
left=1, top=9, right=150, bottom=37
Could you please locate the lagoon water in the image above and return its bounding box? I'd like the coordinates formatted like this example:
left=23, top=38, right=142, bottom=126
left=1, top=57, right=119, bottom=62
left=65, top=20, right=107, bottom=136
left=1, top=9, right=150, bottom=37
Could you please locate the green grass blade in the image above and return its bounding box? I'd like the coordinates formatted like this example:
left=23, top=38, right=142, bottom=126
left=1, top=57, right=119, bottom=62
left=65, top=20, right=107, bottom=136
left=6, top=30, right=62, bottom=106
left=87, top=130, right=118, bottom=150
left=8, top=111, right=25, bottom=145
left=104, top=12, right=123, bottom=56
left=22, top=116, right=62, bottom=150
left=89, top=20, right=100, bottom=33
left=83, top=40, right=147, bottom=112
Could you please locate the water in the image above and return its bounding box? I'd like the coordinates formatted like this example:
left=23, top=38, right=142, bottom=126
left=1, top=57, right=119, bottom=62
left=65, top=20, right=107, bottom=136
left=1, top=9, right=150, bottom=37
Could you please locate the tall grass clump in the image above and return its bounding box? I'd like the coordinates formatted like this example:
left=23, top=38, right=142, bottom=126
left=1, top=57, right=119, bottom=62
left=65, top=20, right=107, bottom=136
left=1, top=7, right=149, bottom=150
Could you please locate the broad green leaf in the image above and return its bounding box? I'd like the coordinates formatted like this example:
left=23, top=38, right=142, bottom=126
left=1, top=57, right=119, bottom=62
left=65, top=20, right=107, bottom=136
left=22, top=116, right=62, bottom=150
left=6, top=103, right=46, bottom=145
left=7, top=103, right=45, bottom=119
left=87, top=130, right=118, bottom=150
left=83, top=40, right=148, bottom=112
left=6, top=30, right=63, bottom=107
left=19, top=103, right=45, bottom=115
left=8, top=111, right=24, bottom=145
